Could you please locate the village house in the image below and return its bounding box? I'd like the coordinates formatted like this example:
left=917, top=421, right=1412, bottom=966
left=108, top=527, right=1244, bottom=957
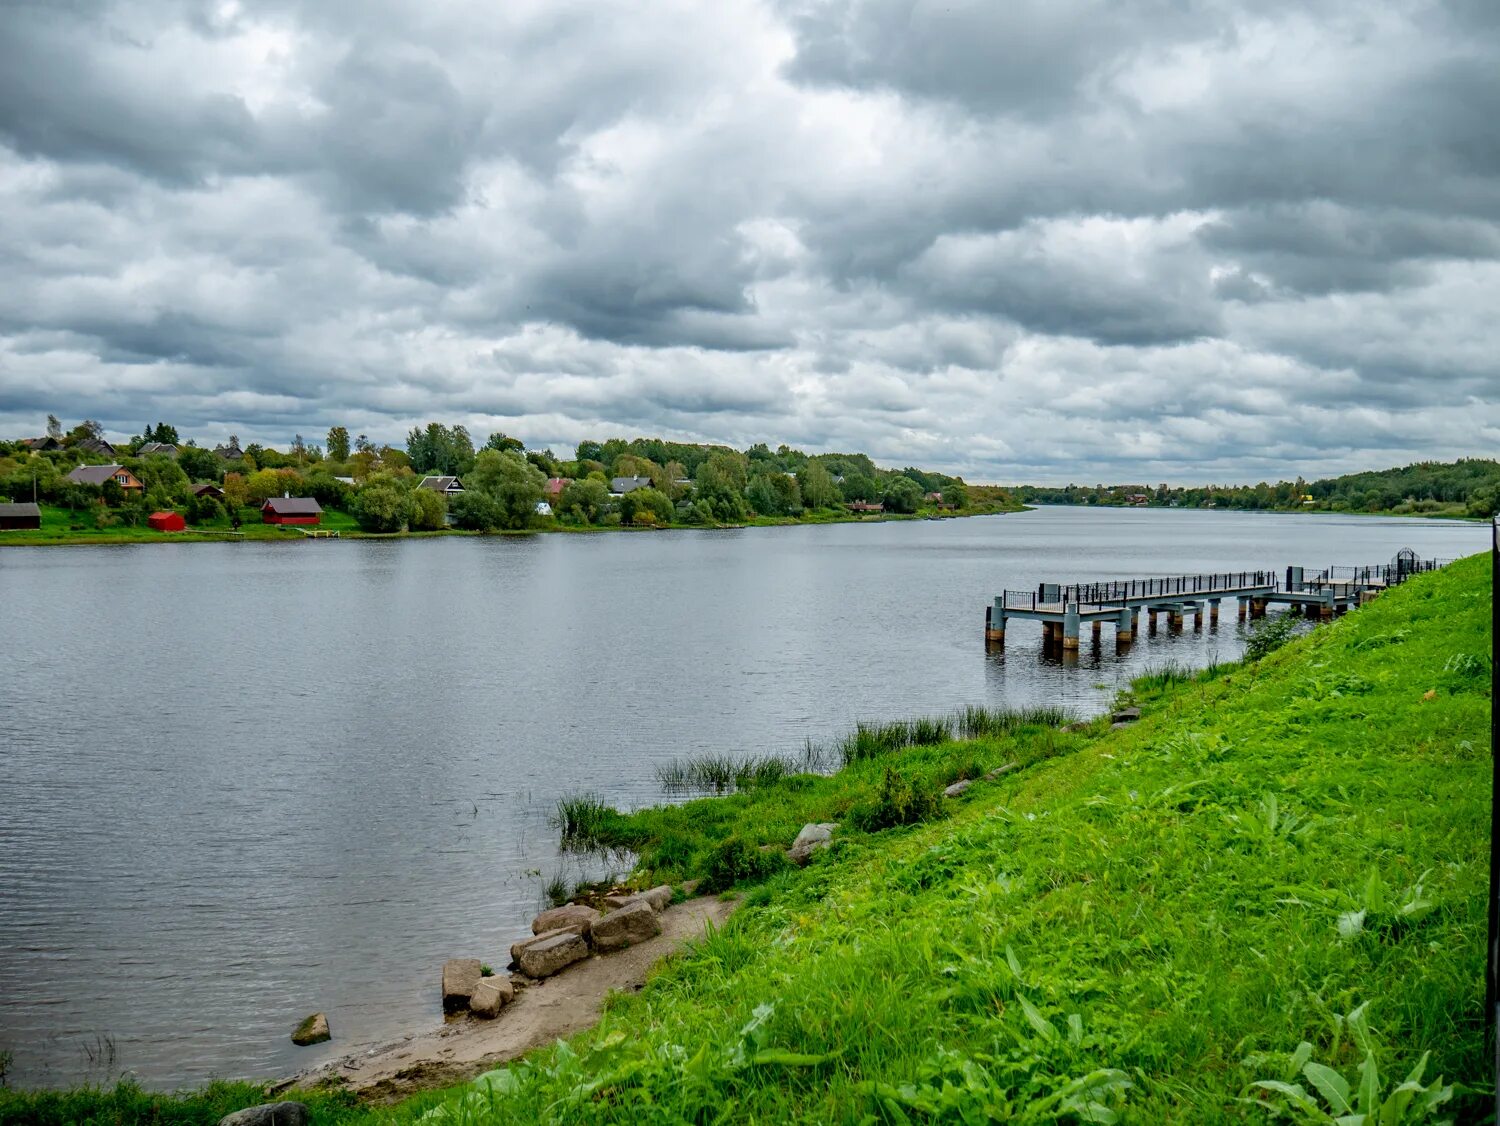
left=24, top=436, right=62, bottom=452
left=136, top=442, right=179, bottom=458
left=76, top=437, right=118, bottom=457
left=261, top=497, right=322, bottom=525
left=847, top=500, right=884, bottom=514
left=610, top=476, right=652, bottom=496
left=417, top=475, right=465, bottom=496
left=544, top=477, right=571, bottom=502
left=0, top=502, right=41, bottom=530
left=213, top=441, right=244, bottom=462
left=66, top=464, right=144, bottom=493
left=1126, top=493, right=1150, bottom=506
left=190, top=483, right=225, bottom=499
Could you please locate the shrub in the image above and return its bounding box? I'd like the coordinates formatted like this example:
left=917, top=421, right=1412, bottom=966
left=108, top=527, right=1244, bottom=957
left=703, top=834, right=788, bottom=892
left=846, top=767, right=941, bottom=833
left=1245, top=612, right=1301, bottom=661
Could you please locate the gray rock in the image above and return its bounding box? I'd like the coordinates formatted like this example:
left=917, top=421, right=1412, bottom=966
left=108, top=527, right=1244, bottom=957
left=517, top=931, right=589, bottom=978
left=983, top=763, right=1018, bottom=781
left=470, top=975, right=515, bottom=1018
left=290, top=1012, right=329, bottom=1046
left=591, top=900, right=662, bottom=951
left=1062, top=720, right=1091, bottom=733
left=943, top=779, right=973, bottom=798
left=638, top=885, right=674, bottom=912
left=512, top=927, right=570, bottom=963
left=219, top=1102, right=309, bottom=1126
left=1110, top=721, right=1132, bottom=729
left=788, top=822, right=837, bottom=866
left=532, top=904, right=599, bottom=936
left=442, top=958, right=483, bottom=1012
left=1112, top=707, right=1141, bottom=723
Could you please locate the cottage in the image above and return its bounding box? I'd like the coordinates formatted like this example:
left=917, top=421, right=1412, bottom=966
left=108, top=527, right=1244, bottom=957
left=417, top=475, right=465, bottom=495
left=610, top=476, right=652, bottom=496
left=0, top=502, right=41, bottom=530
left=190, top=483, right=225, bottom=499
left=847, top=500, right=884, bottom=514
left=66, top=464, right=144, bottom=492
left=137, top=442, right=179, bottom=458
left=213, top=441, right=245, bottom=462
left=544, top=477, right=571, bottom=501
left=24, top=436, right=62, bottom=452
left=77, top=437, right=117, bottom=457
left=1126, top=493, right=1150, bottom=506
left=261, top=497, right=323, bottom=525
left=147, top=511, right=186, bottom=532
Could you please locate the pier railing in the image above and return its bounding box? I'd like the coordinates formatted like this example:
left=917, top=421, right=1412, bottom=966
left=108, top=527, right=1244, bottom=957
left=1003, top=570, right=1276, bottom=611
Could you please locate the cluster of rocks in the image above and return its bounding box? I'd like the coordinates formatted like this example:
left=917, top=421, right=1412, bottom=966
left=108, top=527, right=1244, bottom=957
left=440, top=885, right=674, bottom=1019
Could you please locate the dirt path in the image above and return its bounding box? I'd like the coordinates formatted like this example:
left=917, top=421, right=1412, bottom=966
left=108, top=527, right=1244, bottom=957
left=288, top=895, right=736, bottom=1102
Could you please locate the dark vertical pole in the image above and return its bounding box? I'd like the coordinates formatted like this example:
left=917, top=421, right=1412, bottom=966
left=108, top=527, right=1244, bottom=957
left=1489, top=515, right=1500, bottom=1126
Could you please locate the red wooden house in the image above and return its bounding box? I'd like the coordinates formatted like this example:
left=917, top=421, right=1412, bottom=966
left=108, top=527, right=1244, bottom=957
left=147, top=511, right=186, bottom=532
left=261, top=497, right=322, bottom=525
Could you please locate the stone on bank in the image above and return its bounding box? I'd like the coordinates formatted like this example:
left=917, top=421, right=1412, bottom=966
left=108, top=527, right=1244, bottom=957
left=591, top=900, right=662, bottom=951
left=442, top=958, right=483, bottom=1012
left=290, top=1013, right=329, bottom=1046
left=219, top=1102, right=309, bottom=1126
left=518, top=931, right=589, bottom=978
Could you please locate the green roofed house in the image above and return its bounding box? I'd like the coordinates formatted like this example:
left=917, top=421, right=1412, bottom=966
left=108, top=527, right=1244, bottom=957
left=0, top=502, right=41, bottom=530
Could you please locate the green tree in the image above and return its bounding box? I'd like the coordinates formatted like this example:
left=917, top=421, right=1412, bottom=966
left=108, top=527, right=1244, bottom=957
left=467, top=449, right=545, bottom=529
left=881, top=476, right=923, bottom=514
left=354, top=481, right=408, bottom=532
left=797, top=461, right=840, bottom=510
left=941, top=481, right=969, bottom=509
left=177, top=446, right=220, bottom=484
left=621, top=486, right=674, bottom=525
left=747, top=472, right=800, bottom=516
left=560, top=478, right=611, bottom=524
left=485, top=432, right=525, bottom=454
left=407, top=487, right=447, bottom=530
left=694, top=451, right=749, bottom=521
left=450, top=490, right=505, bottom=531
left=326, top=426, right=351, bottom=462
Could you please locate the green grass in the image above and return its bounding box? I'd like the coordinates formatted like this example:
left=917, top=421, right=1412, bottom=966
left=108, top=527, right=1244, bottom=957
left=0, top=503, right=361, bottom=545
left=3, top=554, right=1489, bottom=1123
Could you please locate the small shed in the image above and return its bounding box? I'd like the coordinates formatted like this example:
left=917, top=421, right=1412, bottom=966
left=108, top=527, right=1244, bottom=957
left=0, top=501, right=41, bottom=530
left=147, top=511, right=186, bottom=532
left=262, top=497, right=323, bottom=525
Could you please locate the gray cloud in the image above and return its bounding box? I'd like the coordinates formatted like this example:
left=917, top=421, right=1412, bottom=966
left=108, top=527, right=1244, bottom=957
left=0, top=0, right=1496, bottom=481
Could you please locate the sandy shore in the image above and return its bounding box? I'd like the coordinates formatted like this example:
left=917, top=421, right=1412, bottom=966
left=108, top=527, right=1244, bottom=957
left=287, top=895, right=737, bottom=1102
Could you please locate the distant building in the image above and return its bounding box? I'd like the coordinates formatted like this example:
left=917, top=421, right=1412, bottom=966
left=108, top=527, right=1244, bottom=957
left=545, top=477, right=571, bottom=500
left=213, top=441, right=245, bottom=462
left=190, top=483, right=225, bottom=499
left=137, top=442, right=179, bottom=458
left=66, top=464, right=144, bottom=492
left=0, top=502, right=41, bottom=530
left=847, top=500, right=884, bottom=514
left=610, top=476, right=652, bottom=496
left=333, top=476, right=355, bottom=486
left=261, top=497, right=322, bottom=525
left=1126, top=493, right=1150, bottom=506
left=76, top=437, right=118, bottom=457
left=147, top=511, right=186, bottom=532
left=418, top=475, right=465, bottom=495
left=535, top=501, right=554, bottom=517
left=23, top=436, right=62, bottom=452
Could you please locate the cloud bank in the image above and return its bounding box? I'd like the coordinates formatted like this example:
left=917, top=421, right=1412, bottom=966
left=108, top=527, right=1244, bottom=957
left=2, top=0, right=1496, bottom=481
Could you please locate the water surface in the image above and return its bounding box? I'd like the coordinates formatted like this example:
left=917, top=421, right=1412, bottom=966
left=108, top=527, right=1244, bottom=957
left=0, top=507, right=1484, bottom=1087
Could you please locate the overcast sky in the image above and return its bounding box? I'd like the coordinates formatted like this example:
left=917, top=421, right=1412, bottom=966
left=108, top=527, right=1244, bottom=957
left=2, top=0, right=1497, bottom=483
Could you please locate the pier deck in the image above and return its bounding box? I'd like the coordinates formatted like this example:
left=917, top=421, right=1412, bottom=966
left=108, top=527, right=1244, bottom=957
left=984, top=555, right=1445, bottom=650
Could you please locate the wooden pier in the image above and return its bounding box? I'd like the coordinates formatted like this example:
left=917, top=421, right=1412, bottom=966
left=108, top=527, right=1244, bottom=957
left=984, top=553, right=1445, bottom=650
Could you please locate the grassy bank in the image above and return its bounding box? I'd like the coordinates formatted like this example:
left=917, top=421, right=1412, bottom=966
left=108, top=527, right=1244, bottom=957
left=3, top=554, right=1490, bottom=1123
left=0, top=501, right=1025, bottom=547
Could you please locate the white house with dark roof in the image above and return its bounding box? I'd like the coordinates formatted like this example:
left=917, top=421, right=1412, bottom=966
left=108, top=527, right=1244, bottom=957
left=417, top=475, right=465, bottom=495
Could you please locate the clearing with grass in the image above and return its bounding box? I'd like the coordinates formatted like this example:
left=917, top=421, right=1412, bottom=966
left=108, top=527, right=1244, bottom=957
left=3, top=552, right=1490, bottom=1124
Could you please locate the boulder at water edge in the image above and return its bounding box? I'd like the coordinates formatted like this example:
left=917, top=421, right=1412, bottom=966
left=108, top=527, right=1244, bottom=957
left=290, top=1013, right=329, bottom=1046
left=532, top=904, right=600, bottom=937
left=591, top=900, right=662, bottom=951
left=470, top=975, right=515, bottom=1018
left=639, top=885, right=674, bottom=911
left=219, top=1102, right=309, bottom=1126
left=442, top=958, right=483, bottom=1012
left=518, top=931, right=589, bottom=978
left=788, top=822, right=837, bottom=866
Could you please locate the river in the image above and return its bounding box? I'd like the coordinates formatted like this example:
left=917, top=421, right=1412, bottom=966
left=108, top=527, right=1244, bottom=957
left=0, top=506, right=1486, bottom=1088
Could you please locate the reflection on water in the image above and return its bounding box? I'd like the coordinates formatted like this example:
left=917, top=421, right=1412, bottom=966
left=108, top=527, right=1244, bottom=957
left=0, top=507, right=1484, bottom=1088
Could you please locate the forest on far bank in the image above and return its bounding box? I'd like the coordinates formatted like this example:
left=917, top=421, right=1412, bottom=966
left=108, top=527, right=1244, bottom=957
left=1015, top=457, right=1500, bottom=518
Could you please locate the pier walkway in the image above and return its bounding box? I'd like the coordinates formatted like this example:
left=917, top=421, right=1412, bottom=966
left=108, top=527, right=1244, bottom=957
left=984, top=553, right=1445, bottom=650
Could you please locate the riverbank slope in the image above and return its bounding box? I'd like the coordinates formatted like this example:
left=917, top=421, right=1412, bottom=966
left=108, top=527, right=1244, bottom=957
left=3, top=552, right=1489, bottom=1122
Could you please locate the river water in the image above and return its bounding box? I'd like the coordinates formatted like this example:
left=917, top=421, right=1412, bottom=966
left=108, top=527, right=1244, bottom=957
left=0, top=507, right=1485, bottom=1088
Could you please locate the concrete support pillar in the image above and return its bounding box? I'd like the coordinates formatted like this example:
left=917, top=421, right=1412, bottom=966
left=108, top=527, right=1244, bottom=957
left=985, top=598, right=1006, bottom=643
left=1320, top=600, right=1334, bottom=620
left=1131, top=609, right=1140, bottom=634
left=1192, top=605, right=1204, bottom=631
left=1092, top=620, right=1102, bottom=642
left=1237, top=599, right=1247, bottom=622
left=1062, top=607, right=1081, bottom=650
left=1209, top=599, right=1220, bottom=626
left=1116, top=607, right=1133, bottom=642
left=1170, top=608, right=1184, bottom=630
left=1148, top=608, right=1158, bottom=634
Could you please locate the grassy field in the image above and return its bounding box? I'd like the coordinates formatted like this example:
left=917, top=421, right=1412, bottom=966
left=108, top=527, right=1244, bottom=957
left=2, top=553, right=1490, bottom=1123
